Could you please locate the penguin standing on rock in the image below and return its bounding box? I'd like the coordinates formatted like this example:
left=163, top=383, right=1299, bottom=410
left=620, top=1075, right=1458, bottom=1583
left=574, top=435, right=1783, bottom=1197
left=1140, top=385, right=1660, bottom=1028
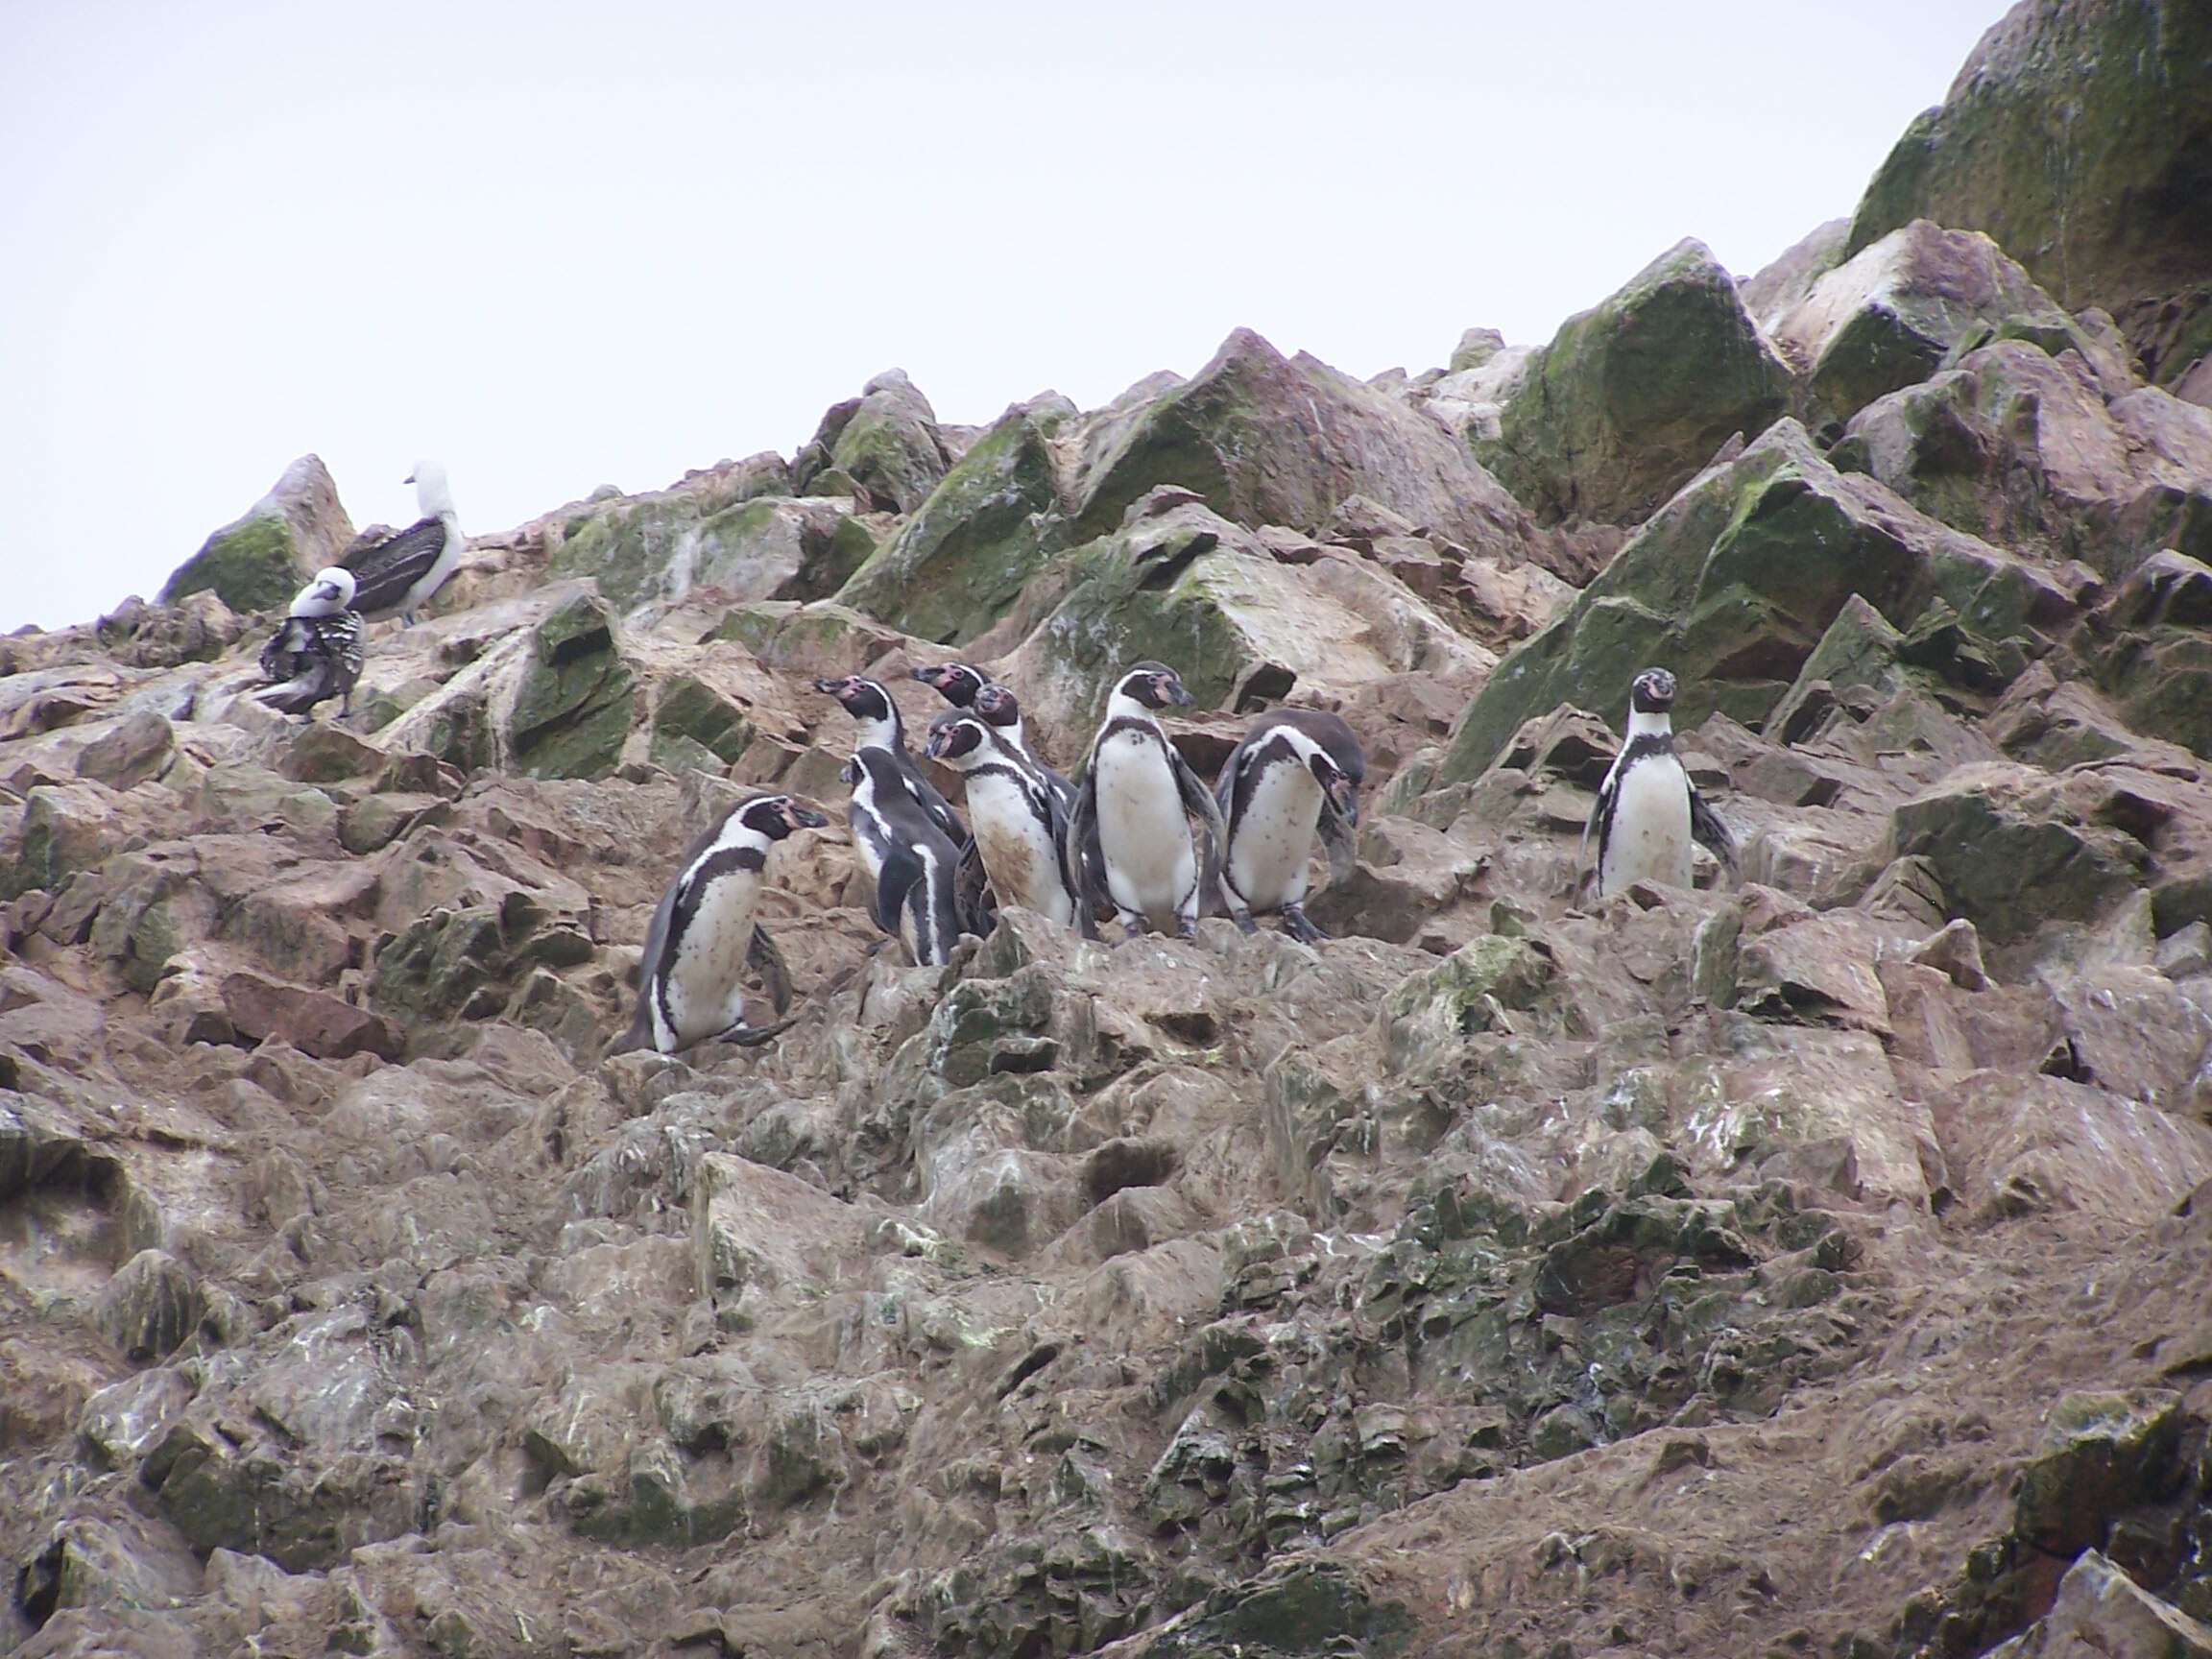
left=1584, top=666, right=1738, bottom=900
left=974, top=683, right=1077, bottom=815
left=1068, top=662, right=1253, bottom=941
left=255, top=566, right=366, bottom=720
left=844, top=747, right=966, bottom=966
left=813, top=675, right=969, bottom=851
left=925, top=709, right=1079, bottom=927
left=1214, top=709, right=1366, bottom=943
left=609, top=792, right=827, bottom=1056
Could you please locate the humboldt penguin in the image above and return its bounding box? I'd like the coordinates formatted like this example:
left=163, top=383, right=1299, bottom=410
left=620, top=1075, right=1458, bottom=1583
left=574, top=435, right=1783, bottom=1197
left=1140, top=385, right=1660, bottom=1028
left=1067, top=662, right=1253, bottom=940
left=813, top=674, right=969, bottom=850
left=255, top=566, right=366, bottom=720
left=844, top=747, right=965, bottom=966
left=609, top=791, right=827, bottom=1056
left=974, top=682, right=1077, bottom=816
left=341, top=461, right=464, bottom=624
left=925, top=709, right=1078, bottom=927
left=1584, top=666, right=1738, bottom=899
left=1214, top=709, right=1366, bottom=942
left=911, top=661, right=993, bottom=710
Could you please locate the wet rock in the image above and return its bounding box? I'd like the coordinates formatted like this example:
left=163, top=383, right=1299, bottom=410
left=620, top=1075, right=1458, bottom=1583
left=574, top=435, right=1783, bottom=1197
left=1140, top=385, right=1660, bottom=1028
left=1476, top=237, right=1791, bottom=525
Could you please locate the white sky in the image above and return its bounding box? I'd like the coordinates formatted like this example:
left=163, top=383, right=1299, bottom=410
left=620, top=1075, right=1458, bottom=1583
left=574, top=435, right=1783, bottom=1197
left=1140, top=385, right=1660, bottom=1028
left=2, top=0, right=2009, bottom=634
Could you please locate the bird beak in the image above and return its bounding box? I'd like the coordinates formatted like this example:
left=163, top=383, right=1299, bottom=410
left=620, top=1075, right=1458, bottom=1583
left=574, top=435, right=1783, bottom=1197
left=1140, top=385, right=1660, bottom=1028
left=923, top=730, right=946, bottom=760
left=1160, top=674, right=1190, bottom=707
left=786, top=802, right=828, bottom=830
left=812, top=676, right=844, bottom=696
left=910, top=666, right=938, bottom=686
left=1330, top=777, right=1359, bottom=826
left=402, top=472, right=416, bottom=485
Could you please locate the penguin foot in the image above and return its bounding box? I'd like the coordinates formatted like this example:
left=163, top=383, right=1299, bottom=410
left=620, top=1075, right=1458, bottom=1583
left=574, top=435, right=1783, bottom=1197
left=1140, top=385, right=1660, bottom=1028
left=1174, top=918, right=1197, bottom=941
left=1121, top=916, right=1148, bottom=942
left=713, top=1013, right=802, bottom=1048
left=1280, top=905, right=1326, bottom=944
left=1231, top=909, right=1259, bottom=937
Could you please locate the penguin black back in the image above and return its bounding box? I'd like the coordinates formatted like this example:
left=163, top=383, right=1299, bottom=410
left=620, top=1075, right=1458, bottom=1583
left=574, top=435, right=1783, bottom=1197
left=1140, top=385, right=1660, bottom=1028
left=844, top=747, right=966, bottom=966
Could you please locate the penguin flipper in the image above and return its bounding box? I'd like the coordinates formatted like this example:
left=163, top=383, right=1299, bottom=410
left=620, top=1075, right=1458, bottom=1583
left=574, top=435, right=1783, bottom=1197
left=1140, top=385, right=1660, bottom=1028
left=748, top=925, right=794, bottom=1016
left=1583, top=762, right=1621, bottom=892
left=1689, top=784, right=1740, bottom=878
left=955, top=841, right=997, bottom=937
left=1172, top=745, right=1253, bottom=932
left=870, top=844, right=925, bottom=939
left=1064, top=766, right=1105, bottom=941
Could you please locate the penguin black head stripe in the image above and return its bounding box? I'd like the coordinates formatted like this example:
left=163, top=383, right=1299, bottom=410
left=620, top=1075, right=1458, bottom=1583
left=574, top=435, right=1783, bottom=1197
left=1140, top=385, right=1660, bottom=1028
left=924, top=709, right=991, bottom=764
left=814, top=674, right=897, bottom=726
left=1630, top=667, right=1677, bottom=714
left=974, top=683, right=1022, bottom=731
left=912, top=662, right=991, bottom=708
left=1116, top=661, right=1192, bottom=711
left=740, top=792, right=830, bottom=840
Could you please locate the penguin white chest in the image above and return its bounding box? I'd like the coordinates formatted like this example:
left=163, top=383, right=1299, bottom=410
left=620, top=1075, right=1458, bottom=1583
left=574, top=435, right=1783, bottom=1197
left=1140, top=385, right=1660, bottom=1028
left=969, top=772, right=1070, bottom=926
left=661, top=873, right=759, bottom=1044
left=1229, top=763, right=1323, bottom=909
left=1600, top=755, right=1694, bottom=895
left=1094, top=729, right=1195, bottom=917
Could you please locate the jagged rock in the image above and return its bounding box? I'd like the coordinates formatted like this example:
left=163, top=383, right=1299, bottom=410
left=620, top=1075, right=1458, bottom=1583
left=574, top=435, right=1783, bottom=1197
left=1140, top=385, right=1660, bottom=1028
left=91, top=1250, right=204, bottom=1363
left=72, top=709, right=174, bottom=791
left=1741, top=217, right=1851, bottom=334
left=1909, top=919, right=1990, bottom=990
left=689, top=1151, right=860, bottom=1308
left=1887, top=764, right=2151, bottom=942
left=548, top=468, right=863, bottom=613
left=834, top=395, right=1075, bottom=645
left=4, top=780, right=130, bottom=902
left=794, top=369, right=950, bottom=514
left=2015, top=1389, right=2187, bottom=1555
left=219, top=972, right=403, bottom=1061
left=998, top=493, right=1491, bottom=748
left=1991, top=1549, right=2212, bottom=1658
left=1073, top=327, right=1531, bottom=560
left=510, top=590, right=635, bottom=780
left=2075, top=549, right=2212, bottom=758
left=1773, top=221, right=2108, bottom=432
left=157, top=455, right=355, bottom=614
left=1432, top=419, right=2076, bottom=786
left=1834, top=340, right=2212, bottom=577
left=1475, top=238, right=1791, bottom=525
left=1380, top=933, right=1556, bottom=1074
left=1847, top=0, right=2212, bottom=377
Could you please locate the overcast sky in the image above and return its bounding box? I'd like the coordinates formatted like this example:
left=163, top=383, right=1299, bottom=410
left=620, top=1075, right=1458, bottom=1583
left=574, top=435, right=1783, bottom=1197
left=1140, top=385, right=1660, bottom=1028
left=2, top=0, right=2009, bottom=633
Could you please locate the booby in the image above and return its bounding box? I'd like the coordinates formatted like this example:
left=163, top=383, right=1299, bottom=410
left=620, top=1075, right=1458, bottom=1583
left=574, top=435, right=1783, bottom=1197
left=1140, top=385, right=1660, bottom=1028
left=341, top=461, right=463, bottom=624
left=843, top=747, right=965, bottom=966
left=925, top=708, right=1079, bottom=927
left=254, top=566, right=366, bottom=721
left=608, top=791, right=827, bottom=1056
left=1584, top=666, right=1738, bottom=899
left=1214, top=709, right=1365, bottom=942
left=1067, top=661, right=1253, bottom=940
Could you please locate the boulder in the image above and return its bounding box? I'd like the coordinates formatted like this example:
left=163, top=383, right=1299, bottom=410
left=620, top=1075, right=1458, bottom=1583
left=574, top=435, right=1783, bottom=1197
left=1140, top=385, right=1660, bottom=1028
left=2075, top=549, right=2212, bottom=758
left=1072, top=327, right=1530, bottom=561
left=219, top=972, right=405, bottom=1062
left=998, top=493, right=1492, bottom=751
left=1772, top=220, right=2105, bottom=432
left=548, top=467, right=864, bottom=613
left=510, top=590, right=636, bottom=780
left=72, top=710, right=175, bottom=792
left=1990, top=1549, right=2212, bottom=1658
left=1431, top=419, right=2076, bottom=786
left=833, top=395, right=1076, bottom=645
left=796, top=368, right=950, bottom=514
left=1846, top=0, right=2212, bottom=373
left=1834, top=340, right=2212, bottom=578
left=1474, top=238, right=1791, bottom=525
left=1740, top=217, right=1850, bottom=335
left=158, top=455, right=355, bottom=614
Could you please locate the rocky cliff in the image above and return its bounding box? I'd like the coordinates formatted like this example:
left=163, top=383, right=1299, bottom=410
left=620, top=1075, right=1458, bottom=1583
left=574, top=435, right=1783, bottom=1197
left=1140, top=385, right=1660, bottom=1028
left=6, top=5, right=2212, bottom=1656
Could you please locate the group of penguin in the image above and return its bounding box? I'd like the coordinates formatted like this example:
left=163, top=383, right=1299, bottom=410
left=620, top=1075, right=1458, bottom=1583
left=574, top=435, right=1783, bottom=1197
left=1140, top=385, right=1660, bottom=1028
left=252, top=463, right=465, bottom=719
left=615, top=657, right=1736, bottom=1058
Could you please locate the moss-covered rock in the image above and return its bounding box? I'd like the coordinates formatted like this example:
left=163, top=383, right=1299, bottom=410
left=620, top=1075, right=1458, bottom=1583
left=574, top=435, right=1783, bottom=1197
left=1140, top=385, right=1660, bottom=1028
left=549, top=471, right=859, bottom=613
left=649, top=674, right=755, bottom=772
left=1833, top=340, right=2212, bottom=579
left=1845, top=0, right=2212, bottom=343
left=833, top=396, right=1075, bottom=645
left=1431, top=420, right=2073, bottom=787
left=1379, top=933, right=1556, bottom=1076
left=4, top=781, right=128, bottom=901
left=1475, top=238, right=1791, bottom=525
left=158, top=455, right=354, bottom=613
left=2073, top=549, right=2212, bottom=759
left=509, top=592, right=634, bottom=780
left=795, top=369, right=950, bottom=514
left=1775, top=220, right=2111, bottom=433
left=1074, top=327, right=1529, bottom=559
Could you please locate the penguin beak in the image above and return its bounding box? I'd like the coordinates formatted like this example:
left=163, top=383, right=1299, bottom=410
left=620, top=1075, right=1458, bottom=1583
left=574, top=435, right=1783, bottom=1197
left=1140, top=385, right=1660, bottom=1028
left=1328, top=776, right=1359, bottom=826
left=784, top=802, right=828, bottom=830
left=403, top=472, right=416, bottom=485
left=1156, top=673, right=1190, bottom=707
left=923, top=729, right=946, bottom=760
left=910, top=666, right=940, bottom=687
